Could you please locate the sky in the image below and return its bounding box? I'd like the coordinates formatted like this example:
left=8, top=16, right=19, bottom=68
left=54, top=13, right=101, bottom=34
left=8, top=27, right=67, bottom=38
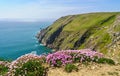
left=0, top=0, right=120, bottom=21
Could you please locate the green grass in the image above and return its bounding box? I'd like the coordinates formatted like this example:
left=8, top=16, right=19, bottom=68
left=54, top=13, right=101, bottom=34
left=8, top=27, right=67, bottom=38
left=63, top=13, right=115, bottom=31
left=0, top=65, right=8, bottom=75
left=96, top=58, right=115, bottom=65
left=114, top=24, right=120, bottom=32
left=65, top=64, right=78, bottom=73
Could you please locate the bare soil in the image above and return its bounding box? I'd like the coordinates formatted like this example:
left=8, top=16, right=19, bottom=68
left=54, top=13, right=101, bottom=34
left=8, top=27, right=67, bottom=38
left=48, top=63, right=120, bottom=76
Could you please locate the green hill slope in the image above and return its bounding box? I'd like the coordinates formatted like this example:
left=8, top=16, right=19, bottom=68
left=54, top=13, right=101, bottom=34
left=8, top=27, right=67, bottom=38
left=37, top=12, right=120, bottom=62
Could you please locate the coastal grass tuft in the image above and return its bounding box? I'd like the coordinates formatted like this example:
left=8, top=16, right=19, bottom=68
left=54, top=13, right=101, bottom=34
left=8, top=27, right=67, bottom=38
left=65, top=64, right=78, bottom=73
left=96, top=58, right=115, bottom=65
left=0, top=65, right=8, bottom=75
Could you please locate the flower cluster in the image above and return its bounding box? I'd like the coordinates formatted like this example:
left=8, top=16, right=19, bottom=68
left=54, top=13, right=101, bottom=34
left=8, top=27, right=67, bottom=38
left=8, top=49, right=103, bottom=68
left=46, top=49, right=103, bottom=66
left=8, top=54, right=44, bottom=76
left=46, top=51, right=72, bottom=66
left=6, top=49, right=104, bottom=75
left=9, top=54, right=42, bottom=70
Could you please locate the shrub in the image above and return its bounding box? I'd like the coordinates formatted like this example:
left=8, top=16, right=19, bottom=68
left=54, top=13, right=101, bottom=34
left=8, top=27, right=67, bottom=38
left=14, top=60, right=46, bottom=76
left=9, top=54, right=45, bottom=70
left=65, top=64, right=78, bottom=73
left=8, top=54, right=47, bottom=76
left=96, top=58, right=115, bottom=65
left=56, top=60, right=62, bottom=67
left=0, top=65, right=8, bottom=75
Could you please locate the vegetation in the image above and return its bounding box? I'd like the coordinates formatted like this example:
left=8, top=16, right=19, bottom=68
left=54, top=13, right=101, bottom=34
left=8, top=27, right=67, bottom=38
left=107, top=71, right=119, bottom=76
left=65, top=64, right=78, bottom=73
left=0, top=65, right=8, bottom=75
left=0, top=50, right=116, bottom=75
left=96, top=58, right=115, bottom=65
left=14, top=60, right=46, bottom=76
left=46, top=49, right=103, bottom=67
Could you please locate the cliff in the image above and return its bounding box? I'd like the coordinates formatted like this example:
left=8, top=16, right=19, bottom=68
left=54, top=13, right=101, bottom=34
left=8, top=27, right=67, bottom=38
left=37, top=12, right=120, bottom=62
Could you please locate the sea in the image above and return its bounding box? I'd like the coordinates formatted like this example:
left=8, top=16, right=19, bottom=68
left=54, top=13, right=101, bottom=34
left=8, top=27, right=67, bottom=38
left=0, top=21, right=52, bottom=60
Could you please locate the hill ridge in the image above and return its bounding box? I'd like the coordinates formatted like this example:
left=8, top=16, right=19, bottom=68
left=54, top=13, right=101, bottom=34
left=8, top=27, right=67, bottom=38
left=37, top=12, right=120, bottom=62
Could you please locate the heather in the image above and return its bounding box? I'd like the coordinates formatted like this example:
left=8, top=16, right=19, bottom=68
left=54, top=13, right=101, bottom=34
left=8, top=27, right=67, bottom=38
left=0, top=49, right=115, bottom=75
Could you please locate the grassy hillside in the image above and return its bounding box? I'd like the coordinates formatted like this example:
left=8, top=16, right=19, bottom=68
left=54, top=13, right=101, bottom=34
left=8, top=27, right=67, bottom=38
left=37, top=12, right=120, bottom=62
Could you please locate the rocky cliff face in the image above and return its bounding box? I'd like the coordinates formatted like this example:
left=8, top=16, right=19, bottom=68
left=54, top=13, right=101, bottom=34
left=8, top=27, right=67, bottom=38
left=37, top=12, right=120, bottom=62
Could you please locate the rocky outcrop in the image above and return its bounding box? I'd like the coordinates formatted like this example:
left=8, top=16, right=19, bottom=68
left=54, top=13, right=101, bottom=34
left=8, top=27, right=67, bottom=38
left=46, top=26, right=64, bottom=45
left=36, top=28, right=47, bottom=42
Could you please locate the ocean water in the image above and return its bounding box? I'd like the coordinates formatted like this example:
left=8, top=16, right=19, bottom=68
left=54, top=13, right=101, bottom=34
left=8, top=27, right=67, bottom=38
left=0, top=21, right=52, bottom=60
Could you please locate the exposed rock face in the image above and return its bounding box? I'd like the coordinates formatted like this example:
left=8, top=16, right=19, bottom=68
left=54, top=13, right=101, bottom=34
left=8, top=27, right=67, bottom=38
left=37, top=12, right=120, bottom=61
left=36, top=28, right=47, bottom=42
left=107, top=16, right=120, bottom=62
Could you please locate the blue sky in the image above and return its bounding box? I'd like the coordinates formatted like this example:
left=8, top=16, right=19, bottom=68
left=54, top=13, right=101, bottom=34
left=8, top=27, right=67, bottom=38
left=0, top=0, right=120, bottom=21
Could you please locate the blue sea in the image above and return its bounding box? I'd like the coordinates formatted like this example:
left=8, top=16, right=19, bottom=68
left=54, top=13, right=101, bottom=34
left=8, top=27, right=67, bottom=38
left=0, top=21, right=52, bottom=60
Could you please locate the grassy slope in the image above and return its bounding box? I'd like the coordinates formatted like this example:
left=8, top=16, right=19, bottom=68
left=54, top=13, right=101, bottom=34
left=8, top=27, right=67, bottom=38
left=40, top=12, right=120, bottom=61
left=60, top=13, right=116, bottom=51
